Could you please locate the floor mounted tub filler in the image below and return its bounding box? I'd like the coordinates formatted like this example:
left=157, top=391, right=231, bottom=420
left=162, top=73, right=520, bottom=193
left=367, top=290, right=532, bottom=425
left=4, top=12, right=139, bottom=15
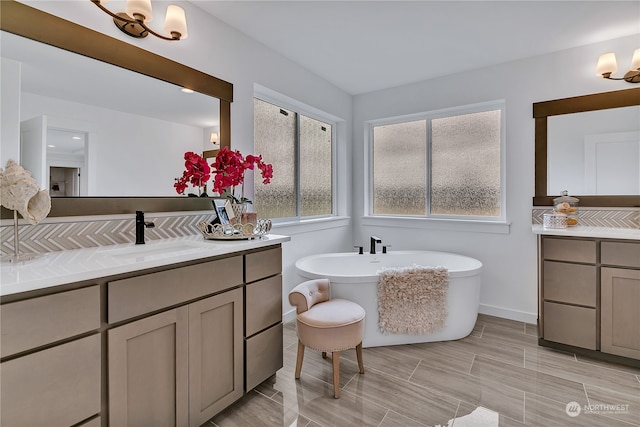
left=295, top=251, right=482, bottom=347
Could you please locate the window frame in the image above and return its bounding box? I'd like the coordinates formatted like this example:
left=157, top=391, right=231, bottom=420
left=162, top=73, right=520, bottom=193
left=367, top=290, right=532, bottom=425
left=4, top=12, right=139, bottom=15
left=254, top=89, right=338, bottom=222
left=367, top=100, right=507, bottom=224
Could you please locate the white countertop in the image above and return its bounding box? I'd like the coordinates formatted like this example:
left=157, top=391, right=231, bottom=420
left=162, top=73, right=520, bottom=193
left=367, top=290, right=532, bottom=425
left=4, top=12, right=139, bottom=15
left=0, top=234, right=290, bottom=297
left=531, top=225, right=640, bottom=241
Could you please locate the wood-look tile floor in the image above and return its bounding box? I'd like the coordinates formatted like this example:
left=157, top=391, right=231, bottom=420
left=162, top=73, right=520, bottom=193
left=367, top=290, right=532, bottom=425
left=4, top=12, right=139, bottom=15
left=209, top=314, right=640, bottom=427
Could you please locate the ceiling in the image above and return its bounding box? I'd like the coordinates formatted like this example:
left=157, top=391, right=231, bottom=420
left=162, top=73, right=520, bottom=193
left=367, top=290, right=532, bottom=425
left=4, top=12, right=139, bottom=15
left=194, top=0, right=640, bottom=95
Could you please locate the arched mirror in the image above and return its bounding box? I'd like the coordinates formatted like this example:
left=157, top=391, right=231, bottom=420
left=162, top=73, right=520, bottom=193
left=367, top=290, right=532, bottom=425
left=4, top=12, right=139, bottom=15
left=0, top=0, right=233, bottom=216
left=533, top=87, right=640, bottom=207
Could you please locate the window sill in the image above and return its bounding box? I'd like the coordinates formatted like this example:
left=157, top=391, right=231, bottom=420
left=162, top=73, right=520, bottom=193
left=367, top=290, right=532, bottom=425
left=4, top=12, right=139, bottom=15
left=271, top=216, right=350, bottom=235
left=361, top=215, right=511, bottom=234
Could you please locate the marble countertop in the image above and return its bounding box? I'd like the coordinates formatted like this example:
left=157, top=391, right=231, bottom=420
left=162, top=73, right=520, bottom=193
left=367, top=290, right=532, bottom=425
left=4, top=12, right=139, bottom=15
left=0, top=234, right=290, bottom=297
left=531, top=225, right=640, bottom=240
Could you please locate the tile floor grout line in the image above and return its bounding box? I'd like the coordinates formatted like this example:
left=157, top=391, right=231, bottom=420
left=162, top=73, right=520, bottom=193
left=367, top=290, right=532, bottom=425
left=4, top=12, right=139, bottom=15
left=408, top=358, right=421, bottom=381
left=376, top=409, right=390, bottom=427
left=522, top=391, right=527, bottom=424
left=450, top=400, right=462, bottom=427
left=468, top=353, right=476, bottom=375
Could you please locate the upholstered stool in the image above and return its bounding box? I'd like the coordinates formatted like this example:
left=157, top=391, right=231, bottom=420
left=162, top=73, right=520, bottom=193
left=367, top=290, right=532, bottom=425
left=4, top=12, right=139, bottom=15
left=288, top=278, right=365, bottom=398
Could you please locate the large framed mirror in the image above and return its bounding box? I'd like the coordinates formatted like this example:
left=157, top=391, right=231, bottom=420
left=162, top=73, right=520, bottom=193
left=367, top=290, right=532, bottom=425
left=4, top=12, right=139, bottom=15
left=0, top=0, right=233, bottom=216
left=533, top=87, right=640, bottom=207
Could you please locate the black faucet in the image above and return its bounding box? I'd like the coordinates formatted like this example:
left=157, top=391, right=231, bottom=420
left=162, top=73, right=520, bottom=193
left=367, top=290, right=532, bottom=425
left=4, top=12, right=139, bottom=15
left=135, top=211, right=155, bottom=245
left=370, top=236, right=382, bottom=254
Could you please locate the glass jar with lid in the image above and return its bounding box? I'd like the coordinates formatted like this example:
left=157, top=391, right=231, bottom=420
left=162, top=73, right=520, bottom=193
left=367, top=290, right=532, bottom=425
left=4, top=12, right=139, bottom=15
left=553, top=191, right=579, bottom=226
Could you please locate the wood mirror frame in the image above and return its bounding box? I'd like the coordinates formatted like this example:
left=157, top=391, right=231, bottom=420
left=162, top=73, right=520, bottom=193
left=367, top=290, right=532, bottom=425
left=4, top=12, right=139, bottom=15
left=533, top=87, right=640, bottom=207
left=0, top=0, right=233, bottom=217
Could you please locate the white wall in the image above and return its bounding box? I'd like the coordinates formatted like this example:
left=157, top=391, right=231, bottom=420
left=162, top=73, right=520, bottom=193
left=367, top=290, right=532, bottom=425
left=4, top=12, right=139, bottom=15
left=1, top=57, right=21, bottom=164
left=352, top=34, right=638, bottom=322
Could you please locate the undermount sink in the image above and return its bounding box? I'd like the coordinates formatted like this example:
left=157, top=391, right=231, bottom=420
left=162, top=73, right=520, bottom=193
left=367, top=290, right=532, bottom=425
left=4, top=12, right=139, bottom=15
left=100, top=240, right=211, bottom=260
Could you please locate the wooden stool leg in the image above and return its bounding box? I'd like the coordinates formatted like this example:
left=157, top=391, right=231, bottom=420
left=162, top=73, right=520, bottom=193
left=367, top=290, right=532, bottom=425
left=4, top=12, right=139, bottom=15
left=356, top=342, right=365, bottom=374
left=332, top=351, right=340, bottom=398
left=295, top=340, right=305, bottom=379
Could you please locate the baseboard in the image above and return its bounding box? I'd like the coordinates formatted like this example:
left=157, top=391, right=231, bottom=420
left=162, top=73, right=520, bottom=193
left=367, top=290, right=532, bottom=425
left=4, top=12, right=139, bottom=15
left=479, top=303, right=537, bottom=324
left=284, top=304, right=536, bottom=326
left=283, top=307, right=296, bottom=324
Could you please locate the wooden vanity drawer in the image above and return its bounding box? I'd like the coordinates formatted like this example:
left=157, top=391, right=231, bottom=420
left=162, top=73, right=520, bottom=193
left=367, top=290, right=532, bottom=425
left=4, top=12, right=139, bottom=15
left=542, top=238, right=596, bottom=264
left=543, top=261, right=596, bottom=307
left=245, top=246, right=282, bottom=283
left=601, top=241, right=640, bottom=268
left=245, top=322, right=283, bottom=391
left=0, top=334, right=101, bottom=427
left=245, top=275, right=282, bottom=337
left=108, top=256, right=243, bottom=323
left=1, top=285, right=100, bottom=358
left=543, top=301, right=596, bottom=350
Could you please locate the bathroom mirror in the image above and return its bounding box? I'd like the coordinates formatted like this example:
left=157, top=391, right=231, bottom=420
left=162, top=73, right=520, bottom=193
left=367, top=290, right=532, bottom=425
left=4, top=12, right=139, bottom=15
left=0, top=0, right=233, bottom=216
left=533, top=87, right=640, bottom=207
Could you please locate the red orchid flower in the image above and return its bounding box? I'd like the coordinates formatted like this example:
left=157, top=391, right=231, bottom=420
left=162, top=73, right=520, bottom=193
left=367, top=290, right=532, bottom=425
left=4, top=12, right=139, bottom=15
left=174, top=151, right=211, bottom=195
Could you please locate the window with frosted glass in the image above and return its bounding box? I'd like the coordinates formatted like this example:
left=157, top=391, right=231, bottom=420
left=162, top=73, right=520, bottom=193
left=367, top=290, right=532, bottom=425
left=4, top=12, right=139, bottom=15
left=370, top=104, right=503, bottom=219
left=431, top=110, right=501, bottom=216
left=300, top=116, right=332, bottom=216
left=372, top=121, right=426, bottom=215
left=253, top=98, right=296, bottom=219
left=253, top=97, right=334, bottom=219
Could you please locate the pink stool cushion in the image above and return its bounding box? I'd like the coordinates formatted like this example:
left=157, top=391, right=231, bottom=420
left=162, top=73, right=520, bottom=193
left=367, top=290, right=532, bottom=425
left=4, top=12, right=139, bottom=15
left=296, top=299, right=365, bottom=352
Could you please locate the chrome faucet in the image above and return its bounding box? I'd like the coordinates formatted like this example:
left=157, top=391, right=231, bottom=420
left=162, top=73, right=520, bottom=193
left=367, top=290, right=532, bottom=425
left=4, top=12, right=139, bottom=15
left=135, top=211, right=155, bottom=245
left=370, top=236, right=382, bottom=254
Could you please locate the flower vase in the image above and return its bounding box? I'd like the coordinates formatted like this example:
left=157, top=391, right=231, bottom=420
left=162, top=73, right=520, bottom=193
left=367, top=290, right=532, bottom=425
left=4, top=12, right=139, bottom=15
left=231, top=202, right=248, bottom=223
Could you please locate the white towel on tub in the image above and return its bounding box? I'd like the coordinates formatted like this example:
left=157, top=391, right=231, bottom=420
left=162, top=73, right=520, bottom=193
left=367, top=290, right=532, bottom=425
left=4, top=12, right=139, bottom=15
left=377, top=265, right=449, bottom=335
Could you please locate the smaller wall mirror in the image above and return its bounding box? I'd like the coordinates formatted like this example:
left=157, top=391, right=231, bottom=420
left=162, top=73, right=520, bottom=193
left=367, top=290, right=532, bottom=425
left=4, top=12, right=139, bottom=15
left=533, top=87, right=640, bottom=207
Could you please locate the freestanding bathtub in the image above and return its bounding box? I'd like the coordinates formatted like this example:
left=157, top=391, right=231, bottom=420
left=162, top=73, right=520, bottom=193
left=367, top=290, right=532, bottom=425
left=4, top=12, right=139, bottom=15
left=294, top=251, right=482, bottom=347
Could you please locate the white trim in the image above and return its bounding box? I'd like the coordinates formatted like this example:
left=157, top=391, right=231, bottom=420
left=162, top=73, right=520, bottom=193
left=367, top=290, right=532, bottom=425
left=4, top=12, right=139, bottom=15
left=361, top=215, right=510, bottom=234
left=271, top=216, right=349, bottom=235
left=283, top=308, right=296, bottom=324
left=479, top=303, right=537, bottom=325
left=253, top=84, right=341, bottom=219
left=365, top=99, right=507, bottom=223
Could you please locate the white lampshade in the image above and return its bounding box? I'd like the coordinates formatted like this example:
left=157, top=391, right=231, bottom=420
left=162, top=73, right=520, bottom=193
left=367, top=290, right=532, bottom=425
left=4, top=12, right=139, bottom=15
left=596, top=52, right=618, bottom=76
left=210, top=132, right=219, bottom=144
left=631, top=48, right=640, bottom=70
left=126, top=0, right=153, bottom=21
left=164, top=5, right=188, bottom=39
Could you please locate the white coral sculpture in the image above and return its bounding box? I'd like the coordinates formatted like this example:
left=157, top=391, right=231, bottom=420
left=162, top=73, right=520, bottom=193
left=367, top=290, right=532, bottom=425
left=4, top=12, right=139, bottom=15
left=0, top=160, right=51, bottom=224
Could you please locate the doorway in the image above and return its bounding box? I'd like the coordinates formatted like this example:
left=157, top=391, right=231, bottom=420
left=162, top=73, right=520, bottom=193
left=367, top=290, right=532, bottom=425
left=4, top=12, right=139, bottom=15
left=49, top=166, right=80, bottom=197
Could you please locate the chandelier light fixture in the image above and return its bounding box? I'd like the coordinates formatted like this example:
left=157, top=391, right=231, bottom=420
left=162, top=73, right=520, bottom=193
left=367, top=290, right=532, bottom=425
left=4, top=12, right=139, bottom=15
left=91, top=0, right=188, bottom=41
left=596, top=48, right=640, bottom=83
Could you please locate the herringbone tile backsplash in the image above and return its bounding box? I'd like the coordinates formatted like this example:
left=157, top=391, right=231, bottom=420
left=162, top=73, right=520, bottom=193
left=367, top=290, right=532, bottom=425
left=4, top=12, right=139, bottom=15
left=532, top=208, right=640, bottom=228
left=0, top=212, right=215, bottom=256
left=2, top=208, right=638, bottom=256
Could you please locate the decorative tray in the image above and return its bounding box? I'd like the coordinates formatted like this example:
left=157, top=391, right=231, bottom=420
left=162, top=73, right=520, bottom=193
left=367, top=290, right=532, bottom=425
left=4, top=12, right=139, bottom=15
left=197, top=220, right=272, bottom=240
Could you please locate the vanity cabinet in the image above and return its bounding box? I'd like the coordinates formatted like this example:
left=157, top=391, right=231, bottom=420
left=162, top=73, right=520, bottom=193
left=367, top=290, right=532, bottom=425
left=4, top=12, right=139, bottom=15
left=538, top=235, right=640, bottom=364
left=600, top=241, right=640, bottom=359
left=0, top=286, right=101, bottom=427
left=108, top=289, right=243, bottom=427
left=540, top=237, right=597, bottom=349
left=244, top=247, right=283, bottom=391
left=107, top=257, right=244, bottom=427
left=0, top=242, right=285, bottom=426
